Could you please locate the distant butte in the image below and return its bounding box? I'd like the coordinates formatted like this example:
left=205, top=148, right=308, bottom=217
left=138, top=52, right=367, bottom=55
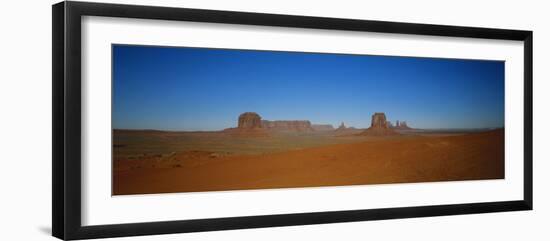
left=238, top=112, right=263, bottom=129
left=337, top=122, right=347, bottom=130
left=226, top=112, right=407, bottom=137
left=393, top=120, right=413, bottom=130
left=312, top=124, right=335, bottom=131
left=335, top=122, right=355, bottom=131
left=223, top=112, right=269, bottom=137
left=262, top=120, right=314, bottom=132
left=225, top=112, right=316, bottom=136
left=359, top=112, right=398, bottom=136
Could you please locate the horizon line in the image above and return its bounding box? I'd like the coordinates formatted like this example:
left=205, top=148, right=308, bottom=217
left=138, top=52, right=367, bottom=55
left=112, top=126, right=505, bottom=132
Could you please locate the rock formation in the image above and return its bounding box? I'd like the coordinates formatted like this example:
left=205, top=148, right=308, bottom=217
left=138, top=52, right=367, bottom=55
left=312, top=124, right=335, bottom=131
left=224, top=112, right=268, bottom=137
left=225, top=112, right=316, bottom=135
left=262, top=120, right=314, bottom=132
left=393, top=120, right=413, bottom=130
left=371, top=113, right=387, bottom=128
left=334, top=122, right=361, bottom=135
left=337, top=122, right=347, bottom=130
left=360, top=112, right=398, bottom=136
left=238, top=112, right=262, bottom=129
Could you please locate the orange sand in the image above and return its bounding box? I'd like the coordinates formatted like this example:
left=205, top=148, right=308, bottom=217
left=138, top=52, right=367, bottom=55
left=113, top=129, right=504, bottom=195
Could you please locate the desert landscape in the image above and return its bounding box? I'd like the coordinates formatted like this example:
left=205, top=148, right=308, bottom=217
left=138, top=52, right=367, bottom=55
left=113, top=112, right=504, bottom=195
left=112, top=45, right=505, bottom=195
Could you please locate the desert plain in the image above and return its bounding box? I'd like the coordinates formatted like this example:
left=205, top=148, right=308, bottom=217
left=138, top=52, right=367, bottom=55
left=112, top=112, right=504, bottom=195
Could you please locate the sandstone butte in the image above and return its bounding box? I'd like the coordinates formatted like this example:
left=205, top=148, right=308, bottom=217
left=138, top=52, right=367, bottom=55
left=359, top=112, right=399, bottom=136
left=226, top=111, right=406, bottom=136
left=394, top=120, right=413, bottom=130
left=226, top=112, right=315, bottom=134
left=223, top=112, right=269, bottom=137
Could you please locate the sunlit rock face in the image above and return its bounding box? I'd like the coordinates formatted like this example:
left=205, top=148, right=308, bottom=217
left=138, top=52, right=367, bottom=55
left=261, top=120, right=314, bottom=132
left=360, top=112, right=398, bottom=136
left=238, top=112, right=262, bottom=129
left=370, top=112, right=388, bottom=128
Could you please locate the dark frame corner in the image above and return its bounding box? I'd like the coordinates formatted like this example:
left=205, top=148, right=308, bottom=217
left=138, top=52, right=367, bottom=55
left=53, top=1, right=533, bottom=240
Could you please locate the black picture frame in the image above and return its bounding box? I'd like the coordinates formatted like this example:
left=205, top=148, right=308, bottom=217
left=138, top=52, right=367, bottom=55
left=52, top=1, right=533, bottom=240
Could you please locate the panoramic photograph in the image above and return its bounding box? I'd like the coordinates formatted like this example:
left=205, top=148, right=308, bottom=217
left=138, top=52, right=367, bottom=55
left=112, top=45, right=505, bottom=195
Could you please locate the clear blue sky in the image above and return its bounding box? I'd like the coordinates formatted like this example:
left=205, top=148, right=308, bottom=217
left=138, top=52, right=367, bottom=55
left=112, top=45, right=504, bottom=131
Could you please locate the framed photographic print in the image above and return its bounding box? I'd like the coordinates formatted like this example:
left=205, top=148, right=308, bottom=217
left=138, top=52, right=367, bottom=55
left=52, top=1, right=533, bottom=240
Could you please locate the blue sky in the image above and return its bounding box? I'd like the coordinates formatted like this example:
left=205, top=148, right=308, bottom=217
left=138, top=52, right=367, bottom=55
left=112, top=45, right=504, bottom=131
